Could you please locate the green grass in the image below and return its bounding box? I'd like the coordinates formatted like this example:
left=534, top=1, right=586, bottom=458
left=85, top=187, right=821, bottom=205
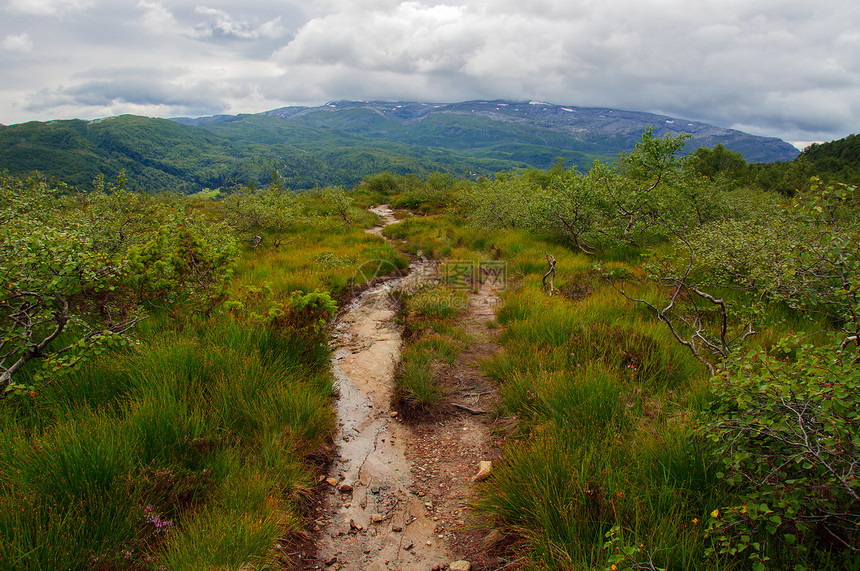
left=380, top=203, right=854, bottom=569
left=395, top=350, right=445, bottom=411
left=0, top=218, right=353, bottom=569
left=394, top=294, right=467, bottom=412
left=0, top=315, right=335, bottom=569
left=2, top=182, right=852, bottom=570
left=381, top=213, right=736, bottom=569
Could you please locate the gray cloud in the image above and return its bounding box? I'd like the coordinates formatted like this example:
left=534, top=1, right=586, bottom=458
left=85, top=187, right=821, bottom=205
left=22, top=66, right=256, bottom=118
left=266, top=0, right=860, bottom=142
left=7, top=0, right=94, bottom=16
left=191, top=6, right=286, bottom=40
left=0, top=0, right=858, bottom=144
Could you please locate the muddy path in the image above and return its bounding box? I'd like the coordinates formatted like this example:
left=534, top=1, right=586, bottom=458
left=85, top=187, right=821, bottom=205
left=297, top=206, right=507, bottom=571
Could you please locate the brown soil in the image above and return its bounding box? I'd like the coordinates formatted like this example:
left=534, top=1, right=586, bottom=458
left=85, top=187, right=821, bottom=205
left=401, top=274, right=512, bottom=571
left=289, top=207, right=512, bottom=571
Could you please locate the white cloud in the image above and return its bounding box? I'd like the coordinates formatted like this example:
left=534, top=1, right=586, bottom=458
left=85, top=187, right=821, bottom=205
left=278, top=2, right=472, bottom=71
left=136, top=0, right=180, bottom=34
left=2, top=32, right=33, bottom=52
left=7, top=0, right=93, bottom=16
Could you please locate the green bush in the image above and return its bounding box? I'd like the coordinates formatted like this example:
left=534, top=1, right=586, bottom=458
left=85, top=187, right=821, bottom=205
left=701, top=334, right=860, bottom=569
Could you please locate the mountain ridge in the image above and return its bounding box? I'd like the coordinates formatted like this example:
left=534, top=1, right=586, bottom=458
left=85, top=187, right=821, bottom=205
left=1, top=100, right=801, bottom=193
left=251, top=99, right=799, bottom=163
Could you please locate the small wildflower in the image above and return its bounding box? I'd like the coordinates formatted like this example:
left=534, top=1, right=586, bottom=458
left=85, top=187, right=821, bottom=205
left=692, top=518, right=699, bottom=524
left=711, top=509, right=720, bottom=518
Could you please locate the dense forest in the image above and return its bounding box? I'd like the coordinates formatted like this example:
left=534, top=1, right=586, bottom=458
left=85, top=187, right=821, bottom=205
left=1, top=128, right=857, bottom=570
left=689, top=135, right=860, bottom=195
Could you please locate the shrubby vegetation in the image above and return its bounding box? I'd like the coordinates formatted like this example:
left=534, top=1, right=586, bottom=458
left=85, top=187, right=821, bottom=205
left=1, top=126, right=857, bottom=569
left=0, top=171, right=405, bottom=569
left=0, top=172, right=237, bottom=396
left=449, top=132, right=859, bottom=569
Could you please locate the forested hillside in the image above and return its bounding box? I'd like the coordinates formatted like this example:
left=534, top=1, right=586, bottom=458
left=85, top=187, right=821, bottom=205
left=0, top=115, right=514, bottom=193
left=688, top=133, right=860, bottom=195
left=803, top=133, right=860, bottom=185
left=1, top=100, right=801, bottom=193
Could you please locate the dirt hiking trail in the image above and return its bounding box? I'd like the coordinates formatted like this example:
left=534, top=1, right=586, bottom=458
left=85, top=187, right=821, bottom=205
left=296, top=206, right=509, bottom=570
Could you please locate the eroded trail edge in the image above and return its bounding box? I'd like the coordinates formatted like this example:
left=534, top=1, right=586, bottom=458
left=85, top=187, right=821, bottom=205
left=307, top=206, right=504, bottom=571
left=312, top=206, right=451, bottom=570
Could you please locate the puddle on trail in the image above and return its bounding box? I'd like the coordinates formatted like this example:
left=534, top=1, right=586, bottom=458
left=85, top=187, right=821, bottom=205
left=316, top=207, right=448, bottom=570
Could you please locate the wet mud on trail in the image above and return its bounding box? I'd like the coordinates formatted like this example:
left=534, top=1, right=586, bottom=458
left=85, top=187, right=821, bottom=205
left=296, top=206, right=508, bottom=571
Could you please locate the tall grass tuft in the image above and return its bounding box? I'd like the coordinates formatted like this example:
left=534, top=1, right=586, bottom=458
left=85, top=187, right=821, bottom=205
left=0, top=413, right=139, bottom=570
left=395, top=347, right=445, bottom=411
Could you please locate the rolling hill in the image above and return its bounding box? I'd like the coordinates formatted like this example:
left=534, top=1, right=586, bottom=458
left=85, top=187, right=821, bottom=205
left=1, top=100, right=801, bottom=192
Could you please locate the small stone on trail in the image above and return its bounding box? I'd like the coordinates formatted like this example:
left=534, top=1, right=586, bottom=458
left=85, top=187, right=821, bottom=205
left=449, top=561, right=472, bottom=571
left=390, top=411, right=398, bottom=417
left=339, top=483, right=354, bottom=494
left=371, top=513, right=383, bottom=523
left=326, top=477, right=339, bottom=486
left=392, top=525, right=403, bottom=532
left=404, top=541, right=414, bottom=551
left=471, top=460, right=493, bottom=482
left=324, top=556, right=338, bottom=566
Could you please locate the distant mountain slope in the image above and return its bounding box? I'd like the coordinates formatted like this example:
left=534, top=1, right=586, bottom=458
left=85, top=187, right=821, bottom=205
left=0, top=116, right=246, bottom=193
left=1, top=100, right=800, bottom=192
left=255, top=100, right=800, bottom=164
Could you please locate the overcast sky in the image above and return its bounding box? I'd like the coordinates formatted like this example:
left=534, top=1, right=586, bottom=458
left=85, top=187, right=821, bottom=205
left=1, top=0, right=858, bottom=146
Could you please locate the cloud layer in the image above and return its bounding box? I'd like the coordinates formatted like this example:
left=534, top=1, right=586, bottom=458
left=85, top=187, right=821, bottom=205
left=1, top=0, right=858, bottom=144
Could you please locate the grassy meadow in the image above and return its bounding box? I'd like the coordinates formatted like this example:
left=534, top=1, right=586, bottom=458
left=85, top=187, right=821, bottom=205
left=0, top=196, right=407, bottom=570
left=381, top=196, right=856, bottom=571
left=2, top=142, right=858, bottom=571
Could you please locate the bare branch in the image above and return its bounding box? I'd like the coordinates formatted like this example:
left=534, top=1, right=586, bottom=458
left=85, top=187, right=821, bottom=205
left=542, top=252, right=557, bottom=295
